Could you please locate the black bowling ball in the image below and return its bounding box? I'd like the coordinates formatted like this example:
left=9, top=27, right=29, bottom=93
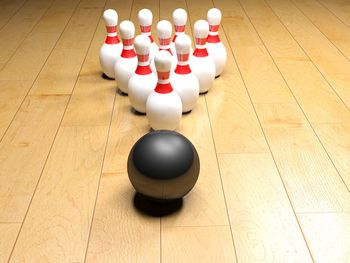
left=127, top=130, right=200, bottom=202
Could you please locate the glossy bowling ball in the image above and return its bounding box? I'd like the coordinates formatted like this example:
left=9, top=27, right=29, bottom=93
left=127, top=130, right=200, bottom=202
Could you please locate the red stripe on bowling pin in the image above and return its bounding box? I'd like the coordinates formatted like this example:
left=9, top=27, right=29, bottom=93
left=172, top=25, right=185, bottom=42
left=140, top=25, right=154, bottom=43
left=105, top=26, right=120, bottom=44
left=193, top=37, right=209, bottom=57
left=121, top=38, right=136, bottom=58
left=207, top=24, right=220, bottom=43
left=155, top=71, right=173, bottom=93
left=159, top=37, right=172, bottom=55
left=175, top=53, right=191, bottom=74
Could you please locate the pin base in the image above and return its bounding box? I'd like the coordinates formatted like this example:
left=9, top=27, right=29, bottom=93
left=102, top=73, right=114, bottom=80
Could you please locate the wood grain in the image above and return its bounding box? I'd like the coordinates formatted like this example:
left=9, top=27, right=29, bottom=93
left=0, top=0, right=53, bottom=66
left=0, top=0, right=26, bottom=30
left=162, top=226, right=236, bottom=263
left=0, top=95, right=69, bottom=222
left=0, top=0, right=80, bottom=139
left=292, top=0, right=350, bottom=61
left=299, top=212, right=350, bottom=263
left=265, top=0, right=350, bottom=109
left=85, top=173, right=160, bottom=263
left=0, top=223, right=21, bottom=263
left=214, top=0, right=350, bottom=213
left=218, top=153, right=312, bottom=262
left=10, top=126, right=108, bottom=263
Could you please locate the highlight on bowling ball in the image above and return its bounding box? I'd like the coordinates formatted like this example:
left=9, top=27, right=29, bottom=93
left=127, top=130, right=200, bottom=202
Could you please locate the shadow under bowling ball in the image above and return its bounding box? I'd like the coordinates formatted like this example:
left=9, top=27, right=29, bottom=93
left=133, top=192, right=183, bottom=217
left=127, top=130, right=200, bottom=216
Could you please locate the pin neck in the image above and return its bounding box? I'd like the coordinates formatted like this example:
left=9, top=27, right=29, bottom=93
left=209, top=24, right=220, bottom=33
left=176, top=53, right=189, bottom=65
left=121, top=38, right=136, bottom=58
left=135, top=54, right=152, bottom=75
left=159, top=37, right=172, bottom=55
left=174, top=25, right=185, bottom=34
left=140, top=26, right=155, bottom=43
left=105, top=26, right=120, bottom=44
left=155, top=71, right=172, bottom=93
left=193, top=38, right=209, bottom=57
left=175, top=53, right=191, bottom=74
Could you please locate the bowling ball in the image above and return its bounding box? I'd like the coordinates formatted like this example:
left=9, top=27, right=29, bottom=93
left=127, top=130, right=200, bottom=202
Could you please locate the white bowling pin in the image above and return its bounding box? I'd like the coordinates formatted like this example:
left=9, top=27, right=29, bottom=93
left=170, top=8, right=193, bottom=56
left=128, top=35, right=157, bottom=114
left=99, top=9, right=122, bottom=79
left=151, top=20, right=176, bottom=72
left=146, top=50, right=182, bottom=130
left=190, top=20, right=215, bottom=94
left=138, top=9, right=158, bottom=62
left=172, top=34, right=199, bottom=113
left=207, top=8, right=227, bottom=77
left=114, top=20, right=138, bottom=94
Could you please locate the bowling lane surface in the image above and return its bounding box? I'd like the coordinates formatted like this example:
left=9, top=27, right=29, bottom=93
left=0, top=0, right=350, bottom=262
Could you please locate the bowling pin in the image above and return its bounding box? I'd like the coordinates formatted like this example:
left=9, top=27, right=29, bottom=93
left=151, top=20, right=176, bottom=72
left=146, top=50, right=182, bottom=130
left=172, top=34, right=199, bottom=113
left=128, top=35, right=157, bottom=114
left=99, top=9, right=122, bottom=79
left=207, top=8, right=227, bottom=77
left=138, top=9, right=158, bottom=62
left=190, top=20, right=215, bottom=94
left=170, top=8, right=193, bottom=56
left=114, top=20, right=137, bottom=94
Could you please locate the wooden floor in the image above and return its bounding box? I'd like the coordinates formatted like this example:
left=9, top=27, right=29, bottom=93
left=1, top=0, right=350, bottom=261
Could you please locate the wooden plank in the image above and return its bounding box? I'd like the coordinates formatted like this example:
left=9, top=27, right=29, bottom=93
left=0, top=223, right=21, bottom=263
left=218, top=153, right=312, bottom=262
left=0, top=0, right=80, bottom=139
left=61, top=20, right=116, bottom=126
left=299, top=212, right=350, bottom=263
left=85, top=173, right=160, bottom=263
left=213, top=0, right=350, bottom=212
left=10, top=126, right=108, bottom=262
left=0, top=0, right=26, bottom=30
left=30, top=4, right=105, bottom=95
left=256, top=103, right=350, bottom=212
left=313, top=123, right=350, bottom=191
left=292, top=0, right=350, bottom=60
left=162, top=226, right=236, bottom=262
left=239, top=0, right=350, bottom=190
left=0, top=79, right=32, bottom=138
left=317, top=0, right=350, bottom=28
left=0, top=95, right=69, bottom=223
left=265, top=0, right=350, bottom=109
left=0, top=0, right=53, bottom=66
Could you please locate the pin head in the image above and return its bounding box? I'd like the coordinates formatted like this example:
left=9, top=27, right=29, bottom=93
left=157, top=20, right=172, bottom=39
left=175, top=34, right=191, bottom=55
left=207, top=8, right=222, bottom=25
left=119, top=20, right=135, bottom=40
left=194, top=20, right=209, bottom=39
left=155, top=50, right=172, bottom=73
left=103, top=9, right=118, bottom=27
left=134, top=35, right=151, bottom=55
left=173, top=8, right=187, bottom=27
left=138, top=9, right=153, bottom=27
